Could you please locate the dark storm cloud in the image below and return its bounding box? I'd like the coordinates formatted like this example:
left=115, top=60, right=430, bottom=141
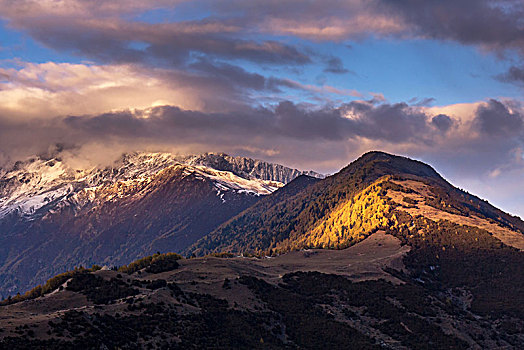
left=421, top=99, right=524, bottom=185
left=0, top=12, right=329, bottom=112
left=18, top=17, right=311, bottom=67
left=59, top=99, right=446, bottom=146
left=0, top=0, right=521, bottom=103
left=0, top=12, right=315, bottom=102
left=186, top=59, right=283, bottom=92
left=2, top=98, right=523, bottom=193
left=343, top=101, right=435, bottom=143
left=62, top=103, right=345, bottom=142
left=210, top=0, right=524, bottom=55
left=55, top=98, right=524, bottom=178
left=409, top=97, right=436, bottom=107
left=2, top=1, right=522, bottom=72
left=0, top=100, right=447, bottom=165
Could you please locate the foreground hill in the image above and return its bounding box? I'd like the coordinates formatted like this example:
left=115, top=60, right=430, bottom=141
left=0, top=152, right=320, bottom=296
left=0, top=232, right=522, bottom=349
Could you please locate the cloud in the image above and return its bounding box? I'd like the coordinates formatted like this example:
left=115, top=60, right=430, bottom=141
left=341, top=101, right=436, bottom=143
left=0, top=2, right=312, bottom=68
left=431, top=114, right=453, bottom=133
left=251, top=2, right=408, bottom=41
left=0, top=0, right=521, bottom=116
left=419, top=100, right=524, bottom=181
left=0, top=62, right=203, bottom=118
left=0, top=60, right=357, bottom=119
left=280, top=79, right=362, bottom=98
left=1, top=1, right=521, bottom=90
left=0, top=1, right=523, bottom=216
left=0, top=0, right=179, bottom=18
left=3, top=94, right=520, bottom=172
left=0, top=97, right=459, bottom=169
left=474, top=99, right=523, bottom=137
left=497, top=65, right=524, bottom=86
left=323, top=57, right=350, bottom=74
left=409, top=97, right=436, bottom=107
left=383, top=0, right=524, bottom=55
left=212, top=0, right=524, bottom=56
left=1, top=93, right=524, bottom=217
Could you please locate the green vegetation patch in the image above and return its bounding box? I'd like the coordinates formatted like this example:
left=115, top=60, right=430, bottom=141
left=0, top=265, right=102, bottom=306
left=66, top=273, right=139, bottom=304
left=118, top=252, right=182, bottom=274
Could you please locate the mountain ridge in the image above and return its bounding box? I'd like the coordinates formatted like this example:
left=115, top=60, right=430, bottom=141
left=189, top=151, right=524, bottom=255
left=0, top=151, right=323, bottom=221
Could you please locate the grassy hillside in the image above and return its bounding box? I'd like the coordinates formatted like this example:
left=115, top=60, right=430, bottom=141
left=2, top=235, right=521, bottom=349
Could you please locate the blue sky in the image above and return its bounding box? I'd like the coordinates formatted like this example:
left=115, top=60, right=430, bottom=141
left=0, top=20, right=79, bottom=65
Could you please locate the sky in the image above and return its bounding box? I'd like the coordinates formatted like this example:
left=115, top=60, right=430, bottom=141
left=0, top=0, right=523, bottom=217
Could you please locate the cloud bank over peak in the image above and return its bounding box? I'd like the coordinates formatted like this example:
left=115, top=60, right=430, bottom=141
left=1, top=96, right=522, bottom=179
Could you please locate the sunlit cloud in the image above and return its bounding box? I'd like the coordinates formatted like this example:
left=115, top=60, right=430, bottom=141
left=0, top=62, right=202, bottom=119
left=261, top=15, right=408, bottom=41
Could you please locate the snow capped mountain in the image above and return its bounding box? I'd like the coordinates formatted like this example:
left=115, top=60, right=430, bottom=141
left=0, top=151, right=323, bottom=295
left=0, top=151, right=321, bottom=221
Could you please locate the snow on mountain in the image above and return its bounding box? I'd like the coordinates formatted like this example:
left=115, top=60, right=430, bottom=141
left=184, top=165, right=283, bottom=196
left=0, top=158, right=86, bottom=219
left=0, top=152, right=321, bottom=220
left=181, top=152, right=324, bottom=183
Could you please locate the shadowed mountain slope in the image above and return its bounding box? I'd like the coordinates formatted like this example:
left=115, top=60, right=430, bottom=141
left=0, top=165, right=261, bottom=297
